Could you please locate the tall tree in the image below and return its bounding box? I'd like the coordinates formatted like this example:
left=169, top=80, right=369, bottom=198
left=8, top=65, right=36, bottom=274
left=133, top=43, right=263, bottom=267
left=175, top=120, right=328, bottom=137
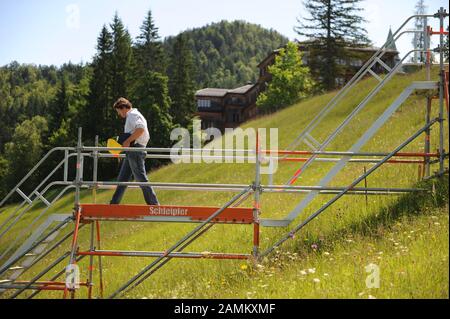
left=294, top=0, right=370, bottom=91
left=130, top=9, right=173, bottom=150
left=86, top=25, right=113, bottom=139
left=167, top=33, right=197, bottom=127
left=256, top=42, right=314, bottom=113
left=86, top=14, right=133, bottom=140
left=49, top=72, right=70, bottom=132
left=110, top=13, right=133, bottom=97
left=134, top=10, right=166, bottom=74
left=109, top=13, right=133, bottom=138
left=131, top=71, right=174, bottom=151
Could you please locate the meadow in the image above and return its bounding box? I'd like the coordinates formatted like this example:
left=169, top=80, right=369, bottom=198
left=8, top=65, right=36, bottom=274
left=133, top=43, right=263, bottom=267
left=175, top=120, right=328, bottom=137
left=0, top=67, right=448, bottom=299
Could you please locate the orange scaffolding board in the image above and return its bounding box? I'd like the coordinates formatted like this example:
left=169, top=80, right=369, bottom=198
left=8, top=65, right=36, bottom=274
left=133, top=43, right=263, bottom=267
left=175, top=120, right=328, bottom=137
left=79, top=204, right=254, bottom=224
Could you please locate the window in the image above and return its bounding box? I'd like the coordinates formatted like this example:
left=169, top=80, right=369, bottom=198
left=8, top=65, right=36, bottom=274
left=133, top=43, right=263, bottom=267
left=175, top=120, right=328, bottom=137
left=231, top=97, right=243, bottom=105
left=302, top=55, right=308, bottom=65
left=201, top=120, right=216, bottom=129
left=197, top=99, right=211, bottom=108
left=227, top=111, right=240, bottom=123
left=350, top=59, right=363, bottom=67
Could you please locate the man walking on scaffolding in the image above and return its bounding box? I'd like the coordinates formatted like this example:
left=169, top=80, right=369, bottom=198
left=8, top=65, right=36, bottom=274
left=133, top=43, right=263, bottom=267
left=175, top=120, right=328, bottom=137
left=110, top=97, right=159, bottom=206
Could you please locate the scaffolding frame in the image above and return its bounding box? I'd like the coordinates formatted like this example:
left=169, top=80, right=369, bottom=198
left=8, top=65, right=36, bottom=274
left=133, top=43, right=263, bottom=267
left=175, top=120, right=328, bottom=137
left=0, top=9, right=448, bottom=299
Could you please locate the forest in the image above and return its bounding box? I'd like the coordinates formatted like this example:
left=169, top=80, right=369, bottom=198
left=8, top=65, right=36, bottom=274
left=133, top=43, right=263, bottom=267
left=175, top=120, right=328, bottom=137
left=0, top=13, right=288, bottom=199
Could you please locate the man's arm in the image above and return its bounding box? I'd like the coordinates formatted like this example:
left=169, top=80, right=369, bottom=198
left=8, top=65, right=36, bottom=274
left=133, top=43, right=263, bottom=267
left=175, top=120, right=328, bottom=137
left=123, top=128, right=144, bottom=147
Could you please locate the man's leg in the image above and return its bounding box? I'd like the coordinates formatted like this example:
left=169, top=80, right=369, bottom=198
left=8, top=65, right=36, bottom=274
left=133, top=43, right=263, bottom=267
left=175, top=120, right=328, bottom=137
left=110, top=156, right=132, bottom=204
left=128, top=151, right=159, bottom=205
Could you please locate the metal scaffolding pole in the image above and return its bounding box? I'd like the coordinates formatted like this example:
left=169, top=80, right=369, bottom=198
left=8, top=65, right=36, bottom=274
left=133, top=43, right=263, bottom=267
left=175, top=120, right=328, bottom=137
left=63, top=208, right=81, bottom=299
left=75, top=128, right=82, bottom=212
left=437, top=7, right=447, bottom=174
left=87, top=135, right=99, bottom=299
left=78, top=250, right=250, bottom=260
left=253, top=132, right=261, bottom=259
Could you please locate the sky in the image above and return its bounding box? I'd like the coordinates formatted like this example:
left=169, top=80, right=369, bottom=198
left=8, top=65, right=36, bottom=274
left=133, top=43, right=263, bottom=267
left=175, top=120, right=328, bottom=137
left=0, top=0, right=448, bottom=66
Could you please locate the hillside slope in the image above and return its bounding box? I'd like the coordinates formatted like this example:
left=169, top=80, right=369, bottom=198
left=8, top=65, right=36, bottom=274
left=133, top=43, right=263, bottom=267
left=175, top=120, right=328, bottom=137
left=0, top=67, right=448, bottom=299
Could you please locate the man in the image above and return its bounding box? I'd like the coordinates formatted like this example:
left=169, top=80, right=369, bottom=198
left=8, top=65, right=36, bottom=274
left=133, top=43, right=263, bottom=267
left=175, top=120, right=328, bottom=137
left=110, top=97, right=159, bottom=206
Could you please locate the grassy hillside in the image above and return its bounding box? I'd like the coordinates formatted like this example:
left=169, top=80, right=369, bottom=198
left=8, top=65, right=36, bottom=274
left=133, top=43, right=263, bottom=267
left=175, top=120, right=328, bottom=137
left=0, top=67, right=448, bottom=299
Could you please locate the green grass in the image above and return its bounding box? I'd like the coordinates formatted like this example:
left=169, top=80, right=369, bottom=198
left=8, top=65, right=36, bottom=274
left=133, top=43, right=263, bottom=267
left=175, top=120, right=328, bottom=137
left=0, top=67, right=448, bottom=299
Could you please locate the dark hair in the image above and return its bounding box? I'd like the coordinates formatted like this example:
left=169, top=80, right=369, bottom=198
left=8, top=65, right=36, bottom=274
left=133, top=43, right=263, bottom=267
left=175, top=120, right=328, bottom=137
left=113, top=97, right=132, bottom=110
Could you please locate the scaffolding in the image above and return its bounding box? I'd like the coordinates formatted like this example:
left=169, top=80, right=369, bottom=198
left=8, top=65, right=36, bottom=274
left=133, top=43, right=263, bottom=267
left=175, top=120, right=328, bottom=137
left=0, top=9, right=448, bottom=299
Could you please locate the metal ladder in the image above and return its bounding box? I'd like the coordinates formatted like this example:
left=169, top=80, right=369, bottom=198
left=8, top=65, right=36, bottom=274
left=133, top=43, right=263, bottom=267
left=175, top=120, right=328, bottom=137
left=0, top=214, right=73, bottom=294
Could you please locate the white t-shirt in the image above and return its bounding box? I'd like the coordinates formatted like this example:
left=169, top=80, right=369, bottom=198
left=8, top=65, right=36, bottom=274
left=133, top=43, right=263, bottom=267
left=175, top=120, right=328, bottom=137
left=124, top=108, right=150, bottom=146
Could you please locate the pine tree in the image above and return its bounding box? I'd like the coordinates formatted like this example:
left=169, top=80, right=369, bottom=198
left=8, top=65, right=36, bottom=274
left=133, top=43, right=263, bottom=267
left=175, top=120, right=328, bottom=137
left=86, top=14, right=133, bottom=140
left=131, top=71, right=173, bottom=150
left=294, top=0, right=370, bottom=91
left=108, top=14, right=133, bottom=139
left=110, top=13, right=133, bottom=100
left=49, top=72, right=70, bottom=132
left=167, top=33, right=197, bottom=127
left=129, top=10, right=173, bottom=150
left=86, top=24, right=113, bottom=140
left=134, top=10, right=166, bottom=74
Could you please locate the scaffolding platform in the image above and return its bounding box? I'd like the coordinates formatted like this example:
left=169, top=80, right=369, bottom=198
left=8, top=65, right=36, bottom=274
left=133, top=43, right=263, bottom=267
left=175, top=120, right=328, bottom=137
left=79, top=204, right=254, bottom=224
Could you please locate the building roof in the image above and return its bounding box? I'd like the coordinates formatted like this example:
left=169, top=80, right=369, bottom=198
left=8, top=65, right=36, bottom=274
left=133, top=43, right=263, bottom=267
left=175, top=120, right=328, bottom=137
left=228, top=84, right=255, bottom=94
left=385, top=27, right=398, bottom=51
left=350, top=46, right=398, bottom=54
left=195, top=84, right=255, bottom=97
left=195, top=88, right=229, bottom=97
left=257, top=49, right=282, bottom=68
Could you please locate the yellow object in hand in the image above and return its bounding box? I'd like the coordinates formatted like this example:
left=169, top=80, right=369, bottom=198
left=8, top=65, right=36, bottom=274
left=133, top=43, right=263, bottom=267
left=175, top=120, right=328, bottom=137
left=107, top=138, right=123, bottom=155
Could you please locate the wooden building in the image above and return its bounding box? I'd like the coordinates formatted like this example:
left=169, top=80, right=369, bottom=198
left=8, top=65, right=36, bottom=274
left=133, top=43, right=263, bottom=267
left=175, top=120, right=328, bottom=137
left=195, top=84, right=258, bottom=132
